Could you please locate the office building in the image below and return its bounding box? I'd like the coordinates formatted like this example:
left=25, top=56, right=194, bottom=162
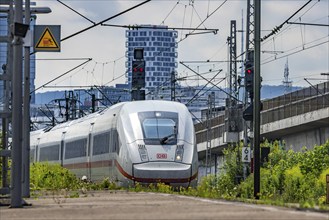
left=126, top=25, right=178, bottom=100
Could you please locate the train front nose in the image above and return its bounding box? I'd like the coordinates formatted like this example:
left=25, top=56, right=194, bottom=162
left=133, top=162, right=194, bottom=187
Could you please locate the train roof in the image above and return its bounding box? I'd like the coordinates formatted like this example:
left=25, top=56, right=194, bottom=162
left=120, top=100, right=187, bottom=114
left=31, top=100, right=187, bottom=135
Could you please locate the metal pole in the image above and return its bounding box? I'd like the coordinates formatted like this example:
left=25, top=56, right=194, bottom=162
left=65, top=91, right=69, bottom=121
left=22, top=0, right=31, bottom=198
left=1, top=0, right=14, bottom=193
left=205, top=95, right=210, bottom=175
left=171, top=71, right=175, bottom=101
left=11, top=0, right=24, bottom=207
left=244, top=0, right=255, bottom=178
left=253, top=0, right=261, bottom=200
left=241, top=9, right=248, bottom=179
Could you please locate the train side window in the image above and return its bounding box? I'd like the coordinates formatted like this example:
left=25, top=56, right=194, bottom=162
left=65, top=139, right=87, bottom=159
left=39, top=145, right=60, bottom=162
left=93, top=132, right=110, bottom=155
left=109, top=129, right=114, bottom=153
left=113, top=129, right=119, bottom=154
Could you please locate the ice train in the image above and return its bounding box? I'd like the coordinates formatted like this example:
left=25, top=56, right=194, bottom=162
left=30, top=100, right=198, bottom=187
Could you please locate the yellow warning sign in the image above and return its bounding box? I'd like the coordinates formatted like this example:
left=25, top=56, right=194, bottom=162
left=35, top=28, right=59, bottom=50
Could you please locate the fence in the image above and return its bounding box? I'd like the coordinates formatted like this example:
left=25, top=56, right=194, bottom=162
left=195, top=82, right=329, bottom=145
left=261, top=81, right=329, bottom=124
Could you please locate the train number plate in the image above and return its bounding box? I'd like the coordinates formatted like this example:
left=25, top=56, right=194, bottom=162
left=156, top=153, right=167, bottom=159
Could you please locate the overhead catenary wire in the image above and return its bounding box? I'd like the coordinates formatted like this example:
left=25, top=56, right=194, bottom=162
left=287, top=22, right=329, bottom=27
left=261, top=3, right=313, bottom=49
left=92, top=19, right=219, bottom=87
left=177, top=69, right=224, bottom=80
left=186, top=71, right=224, bottom=106
left=93, top=84, right=114, bottom=105
left=181, top=62, right=242, bottom=103
left=32, top=59, right=92, bottom=94
left=38, top=0, right=221, bottom=90
left=72, top=58, right=123, bottom=87
left=180, top=4, right=187, bottom=40
left=236, top=0, right=321, bottom=61
left=178, top=0, right=228, bottom=43
left=185, top=70, right=222, bottom=106
left=191, top=5, right=207, bottom=30
left=160, top=0, right=180, bottom=25
left=304, top=78, right=329, bottom=101
left=227, top=1, right=328, bottom=84
left=101, top=23, right=218, bottom=32
left=261, top=0, right=313, bottom=42
left=61, top=0, right=152, bottom=42
left=262, top=38, right=329, bottom=65
left=57, top=0, right=95, bottom=24
left=102, top=17, right=218, bottom=88
left=35, top=0, right=327, bottom=91
left=32, top=58, right=92, bottom=61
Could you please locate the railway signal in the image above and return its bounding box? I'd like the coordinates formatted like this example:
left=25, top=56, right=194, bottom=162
left=131, top=48, right=145, bottom=101
left=245, top=60, right=254, bottom=94
left=132, top=60, right=145, bottom=89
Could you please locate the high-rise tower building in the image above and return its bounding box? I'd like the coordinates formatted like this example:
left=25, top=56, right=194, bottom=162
left=126, top=25, right=178, bottom=100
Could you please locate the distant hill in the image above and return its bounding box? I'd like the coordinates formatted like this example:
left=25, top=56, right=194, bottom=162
left=35, top=85, right=304, bottom=105
left=261, top=85, right=302, bottom=100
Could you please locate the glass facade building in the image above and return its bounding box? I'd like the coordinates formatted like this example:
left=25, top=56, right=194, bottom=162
left=0, top=10, right=36, bottom=105
left=126, top=25, right=178, bottom=100
left=0, top=13, right=8, bottom=108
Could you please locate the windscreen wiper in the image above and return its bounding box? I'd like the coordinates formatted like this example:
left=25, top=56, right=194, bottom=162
left=160, top=134, right=176, bottom=145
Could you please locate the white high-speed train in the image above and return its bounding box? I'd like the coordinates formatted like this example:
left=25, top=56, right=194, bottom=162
left=30, top=100, right=198, bottom=187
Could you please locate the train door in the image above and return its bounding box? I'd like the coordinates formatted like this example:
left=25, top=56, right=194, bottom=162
left=87, top=123, right=95, bottom=180
left=35, top=138, right=40, bottom=162
left=60, top=132, right=66, bottom=166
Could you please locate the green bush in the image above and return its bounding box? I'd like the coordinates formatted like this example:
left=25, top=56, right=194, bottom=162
left=315, top=167, right=329, bottom=205
left=215, top=173, right=237, bottom=198
left=156, top=182, right=173, bottom=193
left=196, top=140, right=329, bottom=207
left=237, top=168, right=283, bottom=201
left=299, top=142, right=329, bottom=177
left=282, top=165, right=306, bottom=202
left=19, top=140, right=329, bottom=208
left=30, top=162, right=80, bottom=190
left=196, top=175, right=218, bottom=198
left=237, top=174, right=253, bottom=199
left=86, top=177, right=119, bottom=190
left=259, top=168, right=280, bottom=199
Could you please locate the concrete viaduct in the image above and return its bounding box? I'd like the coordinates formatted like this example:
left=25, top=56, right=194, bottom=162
left=194, top=81, right=329, bottom=162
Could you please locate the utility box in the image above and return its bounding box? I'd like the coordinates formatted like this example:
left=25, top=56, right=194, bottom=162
left=327, top=174, right=329, bottom=204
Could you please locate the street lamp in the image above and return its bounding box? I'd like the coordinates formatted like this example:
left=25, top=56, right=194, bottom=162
left=0, top=6, right=52, bottom=14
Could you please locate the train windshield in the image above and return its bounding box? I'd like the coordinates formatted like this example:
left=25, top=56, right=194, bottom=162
left=138, top=111, right=178, bottom=145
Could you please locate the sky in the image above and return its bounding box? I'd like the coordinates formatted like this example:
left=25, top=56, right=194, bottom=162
left=33, top=0, right=329, bottom=93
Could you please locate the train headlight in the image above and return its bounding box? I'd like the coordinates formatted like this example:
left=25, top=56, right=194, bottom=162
left=175, top=145, right=184, bottom=162
left=138, top=144, right=149, bottom=162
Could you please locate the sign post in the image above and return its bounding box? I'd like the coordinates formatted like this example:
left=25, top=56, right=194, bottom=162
left=34, top=25, right=60, bottom=52
left=326, top=174, right=329, bottom=204
left=242, top=147, right=251, bottom=163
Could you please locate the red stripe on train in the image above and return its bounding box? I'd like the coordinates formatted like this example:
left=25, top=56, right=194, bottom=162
left=63, top=160, right=113, bottom=170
